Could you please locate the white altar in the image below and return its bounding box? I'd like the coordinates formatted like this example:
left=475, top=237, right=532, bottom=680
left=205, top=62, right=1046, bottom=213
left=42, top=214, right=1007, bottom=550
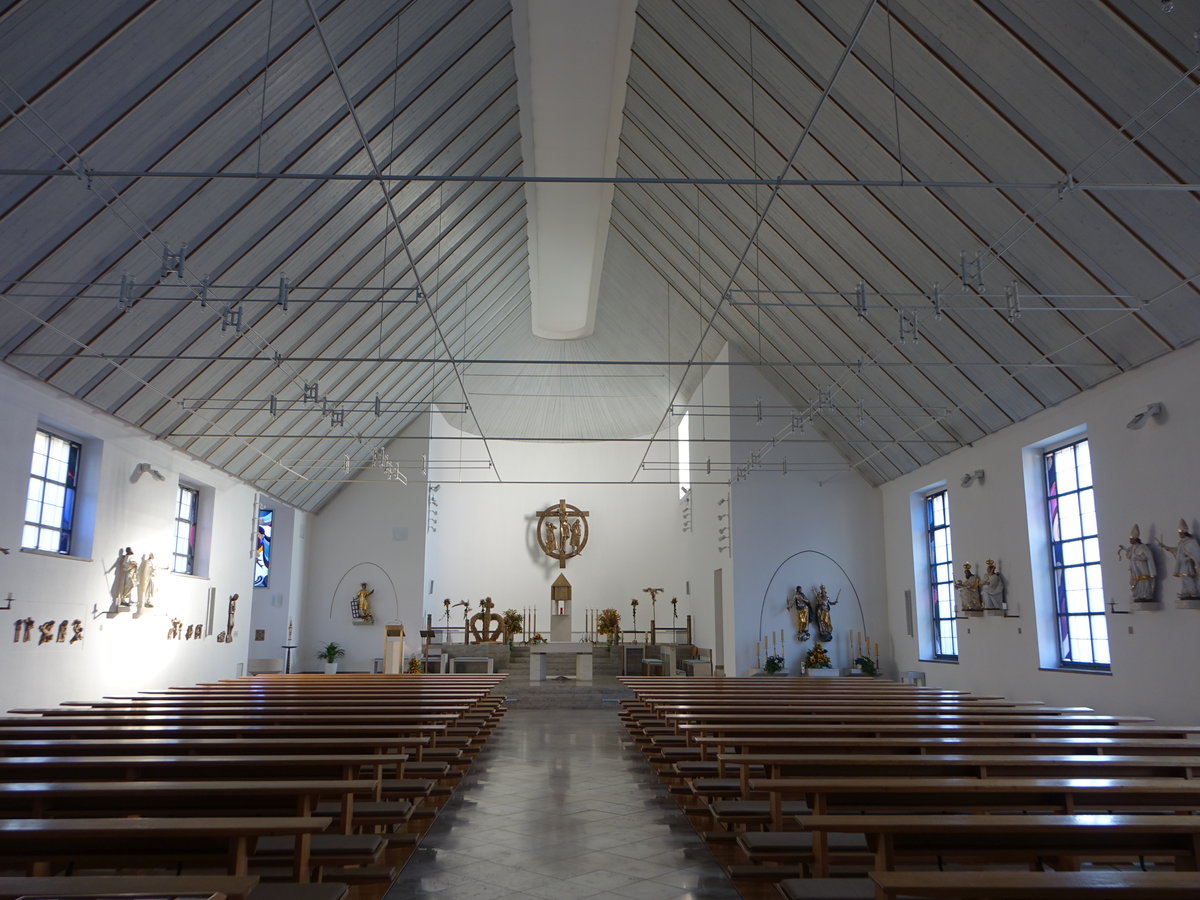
left=530, top=642, right=593, bottom=682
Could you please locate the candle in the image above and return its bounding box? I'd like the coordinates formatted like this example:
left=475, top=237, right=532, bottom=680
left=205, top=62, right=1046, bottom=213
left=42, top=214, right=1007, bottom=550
left=287, top=619, right=293, bottom=642
left=875, top=641, right=880, bottom=659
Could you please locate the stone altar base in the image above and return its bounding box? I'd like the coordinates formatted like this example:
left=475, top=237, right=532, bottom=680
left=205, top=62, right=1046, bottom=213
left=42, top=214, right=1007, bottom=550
left=531, top=642, right=594, bottom=682
left=438, top=642, right=510, bottom=671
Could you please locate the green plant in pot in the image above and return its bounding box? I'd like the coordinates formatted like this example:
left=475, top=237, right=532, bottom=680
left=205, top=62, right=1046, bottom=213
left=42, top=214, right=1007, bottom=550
left=763, top=653, right=786, bottom=675
left=854, top=655, right=878, bottom=676
left=317, top=641, right=345, bottom=674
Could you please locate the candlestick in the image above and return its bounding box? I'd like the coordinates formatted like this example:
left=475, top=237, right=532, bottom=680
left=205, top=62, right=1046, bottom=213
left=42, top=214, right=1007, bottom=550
left=287, top=619, right=293, bottom=642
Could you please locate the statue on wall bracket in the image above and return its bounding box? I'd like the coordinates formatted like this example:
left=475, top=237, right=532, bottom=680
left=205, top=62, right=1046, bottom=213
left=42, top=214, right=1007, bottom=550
left=789, top=586, right=812, bottom=642
left=535, top=499, right=590, bottom=569
left=351, top=582, right=375, bottom=625
left=1157, top=518, right=1200, bottom=605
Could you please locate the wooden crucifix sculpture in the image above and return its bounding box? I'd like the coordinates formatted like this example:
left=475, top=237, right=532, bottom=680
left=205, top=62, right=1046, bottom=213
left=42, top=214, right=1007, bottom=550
left=535, top=499, right=590, bottom=569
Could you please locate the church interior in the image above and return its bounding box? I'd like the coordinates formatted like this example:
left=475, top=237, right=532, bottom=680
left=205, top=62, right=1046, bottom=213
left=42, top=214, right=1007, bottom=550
left=1, top=1, right=1199, bottom=898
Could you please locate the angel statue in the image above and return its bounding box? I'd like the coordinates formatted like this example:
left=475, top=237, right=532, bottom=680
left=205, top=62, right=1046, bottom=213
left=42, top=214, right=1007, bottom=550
left=789, top=586, right=812, bottom=642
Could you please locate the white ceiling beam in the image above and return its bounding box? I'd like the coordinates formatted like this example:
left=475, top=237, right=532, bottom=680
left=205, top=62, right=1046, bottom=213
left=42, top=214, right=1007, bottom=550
left=512, top=0, right=638, bottom=340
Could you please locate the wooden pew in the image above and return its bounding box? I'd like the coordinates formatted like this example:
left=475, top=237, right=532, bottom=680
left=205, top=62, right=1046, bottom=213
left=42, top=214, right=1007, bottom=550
left=0, top=674, right=502, bottom=893
left=0, top=875, right=259, bottom=900
left=752, top=774, right=1200, bottom=831
left=718, top=751, right=1200, bottom=798
left=797, top=813, right=1200, bottom=877
left=0, top=816, right=330, bottom=878
left=692, top=734, right=1200, bottom=760
left=867, top=870, right=1200, bottom=899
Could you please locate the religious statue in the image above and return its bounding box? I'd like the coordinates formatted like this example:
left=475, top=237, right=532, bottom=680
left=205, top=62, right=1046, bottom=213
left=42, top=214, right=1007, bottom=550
left=1157, top=518, right=1200, bottom=602
left=37, top=620, right=55, bottom=645
left=70, top=619, right=84, bottom=643
left=107, top=547, right=136, bottom=613
left=1117, top=524, right=1156, bottom=602
left=980, top=559, right=1005, bottom=612
left=955, top=563, right=983, bottom=614
left=135, top=553, right=162, bottom=617
left=351, top=582, right=374, bottom=625
left=813, top=584, right=837, bottom=642
left=534, top=499, right=590, bottom=568
left=216, top=594, right=238, bottom=642
left=789, top=586, right=812, bottom=642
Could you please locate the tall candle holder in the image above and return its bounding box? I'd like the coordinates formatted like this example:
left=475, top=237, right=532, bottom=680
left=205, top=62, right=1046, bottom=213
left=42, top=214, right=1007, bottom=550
left=630, top=597, right=639, bottom=643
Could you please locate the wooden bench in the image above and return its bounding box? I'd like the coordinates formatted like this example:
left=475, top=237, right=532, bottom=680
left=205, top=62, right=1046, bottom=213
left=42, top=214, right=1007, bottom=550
left=0, top=876, right=260, bottom=900
left=0, top=816, right=330, bottom=879
left=798, top=811, right=1200, bottom=877
left=753, top=774, right=1200, bottom=832
left=868, top=869, right=1200, bottom=899
left=719, top=751, right=1200, bottom=798
left=0, top=875, right=351, bottom=900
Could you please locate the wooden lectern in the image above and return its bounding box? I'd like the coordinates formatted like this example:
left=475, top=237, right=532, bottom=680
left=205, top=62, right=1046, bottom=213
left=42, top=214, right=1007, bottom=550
left=383, top=624, right=405, bottom=674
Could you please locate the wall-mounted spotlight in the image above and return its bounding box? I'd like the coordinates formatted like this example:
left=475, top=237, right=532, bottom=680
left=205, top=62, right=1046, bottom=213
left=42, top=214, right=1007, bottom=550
left=1126, top=402, right=1165, bottom=430
left=960, top=469, right=985, bottom=488
left=131, top=462, right=166, bottom=483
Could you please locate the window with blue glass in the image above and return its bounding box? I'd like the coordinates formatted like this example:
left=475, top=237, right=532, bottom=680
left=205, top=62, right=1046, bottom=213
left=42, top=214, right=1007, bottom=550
left=1044, top=438, right=1108, bottom=668
left=23, top=429, right=80, bottom=554
left=173, top=486, right=199, bottom=574
left=926, top=489, right=957, bottom=659
left=254, top=508, right=273, bottom=588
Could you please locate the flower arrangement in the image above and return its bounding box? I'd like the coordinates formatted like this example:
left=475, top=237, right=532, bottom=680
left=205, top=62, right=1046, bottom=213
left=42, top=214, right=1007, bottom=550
left=804, top=642, right=832, bottom=669
left=406, top=655, right=423, bottom=674
left=529, top=633, right=547, bottom=644
left=854, top=655, right=878, bottom=676
left=764, top=653, right=786, bottom=674
left=500, top=609, right=524, bottom=642
left=596, top=608, right=621, bottom=645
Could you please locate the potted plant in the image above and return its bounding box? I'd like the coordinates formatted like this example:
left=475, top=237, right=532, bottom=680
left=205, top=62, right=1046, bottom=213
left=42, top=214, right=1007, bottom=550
left=763, top=653, right=786, bottom=675
left=316, top=641, right=345, bottom=675
left=853, top=654, right=878, bottom=677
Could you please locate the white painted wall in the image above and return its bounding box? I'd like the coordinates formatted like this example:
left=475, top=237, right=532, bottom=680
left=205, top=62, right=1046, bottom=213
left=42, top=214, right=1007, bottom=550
left=679, top=345, right=734, bottom=667
left=0, top=364, right=256, bottom=711
left=727, top=356, right=887, bottom=676
left=248, top=501, right=308, bottom=665
left=423, top=413, right=684, bottom=644
left=298, top=418, right=430, bottom=673
left=880, top=342, right=1200, bottom=725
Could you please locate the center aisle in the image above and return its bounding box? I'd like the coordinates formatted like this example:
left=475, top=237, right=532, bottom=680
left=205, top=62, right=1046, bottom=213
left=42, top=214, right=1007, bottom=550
left=385, top=707, right=741, bottom=900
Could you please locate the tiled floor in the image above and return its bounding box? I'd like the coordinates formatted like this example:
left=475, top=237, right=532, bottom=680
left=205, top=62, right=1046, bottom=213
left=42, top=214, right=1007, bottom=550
left=386, top=707, right=742, bottom=900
